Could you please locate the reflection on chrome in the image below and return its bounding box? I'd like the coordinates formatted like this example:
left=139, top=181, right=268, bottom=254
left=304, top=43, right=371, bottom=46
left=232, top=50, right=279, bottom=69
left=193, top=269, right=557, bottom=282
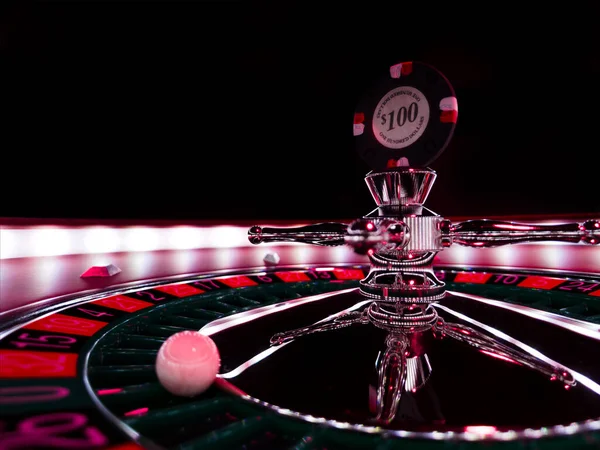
left=243, top=126, right=600, bottom=442
left=268, top=300, right=577, bottom=425
left=249, top=167, right=599, bottom=310
left=270, top=309, right=368, bottom=345
left=441, top=320, right=576, bottom=387
left=243, top=165, right=599, bottom=441
left=205, top=282, right=600, bottom=441
left=447, top=290, right=600, bottom=341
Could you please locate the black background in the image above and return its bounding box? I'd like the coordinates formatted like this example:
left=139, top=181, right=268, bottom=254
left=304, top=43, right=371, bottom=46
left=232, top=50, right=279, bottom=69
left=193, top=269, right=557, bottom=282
left=2, top=1, right=599, bottom=221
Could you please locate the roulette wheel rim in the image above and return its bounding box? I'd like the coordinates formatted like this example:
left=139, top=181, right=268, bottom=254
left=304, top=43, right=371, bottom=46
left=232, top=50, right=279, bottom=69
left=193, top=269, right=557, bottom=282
left=2, top=262, right=600, bottom=449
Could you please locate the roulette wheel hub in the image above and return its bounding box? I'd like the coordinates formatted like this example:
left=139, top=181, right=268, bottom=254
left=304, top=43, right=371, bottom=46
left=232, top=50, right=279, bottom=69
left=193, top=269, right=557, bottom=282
left=243, top=175, right=600, bottom=438
left=249, top=166, right=599, bottom=310
left=244, top=61, right=600, bottom=442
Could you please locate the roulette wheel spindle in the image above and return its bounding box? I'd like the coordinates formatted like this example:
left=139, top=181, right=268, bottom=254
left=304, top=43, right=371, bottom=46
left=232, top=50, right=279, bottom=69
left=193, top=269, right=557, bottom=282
left=246, top=60, right=600, bottom=438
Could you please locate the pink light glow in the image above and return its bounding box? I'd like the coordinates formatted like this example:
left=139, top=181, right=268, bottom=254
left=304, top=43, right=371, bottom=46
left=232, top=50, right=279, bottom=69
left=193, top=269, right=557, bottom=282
left=96, top=388, right=123, bottom=396
left=479, top=350, right=521, bottom=365
left=493, top=224, right=535, bottom=231
left=0, top=225, right=263, bottom=259
left=464, top=425, right=497, bottom=435
left=124, top=407, right=149, bottom=417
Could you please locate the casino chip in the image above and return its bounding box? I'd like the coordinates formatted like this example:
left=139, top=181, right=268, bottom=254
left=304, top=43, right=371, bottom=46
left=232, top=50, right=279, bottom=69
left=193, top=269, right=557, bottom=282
left=353, top=61, right=458, bottom=170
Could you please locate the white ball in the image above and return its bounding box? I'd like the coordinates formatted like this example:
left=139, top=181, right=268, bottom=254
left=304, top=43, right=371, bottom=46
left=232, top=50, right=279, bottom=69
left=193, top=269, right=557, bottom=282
left=155, top=330, right=220, bottom=397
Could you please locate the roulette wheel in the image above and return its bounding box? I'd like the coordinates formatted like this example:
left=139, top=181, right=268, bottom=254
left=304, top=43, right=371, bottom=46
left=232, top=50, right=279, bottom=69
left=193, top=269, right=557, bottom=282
left=1, top=62, right=599, bottom=450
